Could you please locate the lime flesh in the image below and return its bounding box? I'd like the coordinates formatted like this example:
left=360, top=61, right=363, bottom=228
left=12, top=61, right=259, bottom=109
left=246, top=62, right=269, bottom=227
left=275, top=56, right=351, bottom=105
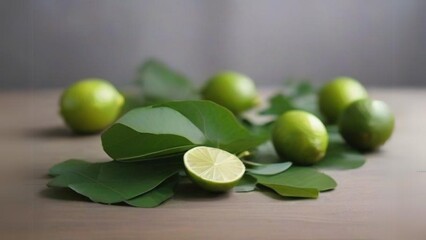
left=339, top=99, right=394, bottom=151
left=201, top=71, right=259, bottom=114
left=60, top=78, right=124, bottom=133
left=272, top=110, right=328, bottom=165
left=319, top=77, right=368, bottom=124
left=184, top=146, right=245, bottom=192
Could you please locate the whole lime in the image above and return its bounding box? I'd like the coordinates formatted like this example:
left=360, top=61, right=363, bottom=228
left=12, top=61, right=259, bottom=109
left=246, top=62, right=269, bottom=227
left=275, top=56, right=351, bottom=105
left=272, top=110, right=328, bottom=165
left=60, top=78, right=124, bottom=133
left=319, top=77, right=368, bottom=123
left=338, top=99, right=394, bottom=151
left=201, top=71, right=259, bottom=114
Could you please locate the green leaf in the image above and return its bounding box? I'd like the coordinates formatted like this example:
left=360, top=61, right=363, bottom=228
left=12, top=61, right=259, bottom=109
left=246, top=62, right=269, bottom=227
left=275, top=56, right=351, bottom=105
left=260, top=94, right=295, bottom=116
left=136, top=59, right=199, bottom=101
left=47, top=159, right=181, bottom=204
left=48, top=159, right=91, bottom=177
left=246, top=162, right=292, bottom=175
left=251, top=166, right=337, bottom=197
left=260, top=183, right=319, bottom=199
left=102, top=101, right=267, bottom=161
left=260, top=81, right=324, bottom=121
left=125, top=175, right=179, bottom=208
left=119, top=91, right=148, bottom=115
left=234, top=174, right=257, bottom=192
left=316, top=143, right=366, bottom=170
left=249, top=141, right=282, bottom=164
left=313, top=126, right=366, bottom=170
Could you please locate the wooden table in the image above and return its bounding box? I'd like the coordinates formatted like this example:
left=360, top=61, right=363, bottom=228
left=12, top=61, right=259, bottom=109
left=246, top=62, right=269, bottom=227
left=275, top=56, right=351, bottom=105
left=1, top=89, right=425, bottom=240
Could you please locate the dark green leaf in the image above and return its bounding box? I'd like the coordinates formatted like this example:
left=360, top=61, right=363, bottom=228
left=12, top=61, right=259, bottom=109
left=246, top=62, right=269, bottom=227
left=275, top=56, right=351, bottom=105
left=234, top=174, right=257, bottom=192
left=119, top=90, right=147, bottom=114
left=47, top=159, right=181, bottom=204
left=126, top=175, right=179, bottom=207
left=316, top=143, right=366, bottom=170
left=251, top=166, right=337, bottom=192
left=283, top=80, right=316, bottom=98
left=260, top=94, right=295, bottom=116
left=260, top=183, right=319, bottom=198
left=292, top=81, right=315, bottom=97
left=260, top=81, right=324, bottom=121
left=136, top=59, right=199, bottom=101
left=313, top=126, right=366, bottom=170
left=48, top=159, right=91, bottom=177
left=326, top=125, right=342, bottom=143
left=102, top=101, right=267, bottom=161
left=246, top=162, right=292, bottom=175
left=249, top=141, right=282, bottom=164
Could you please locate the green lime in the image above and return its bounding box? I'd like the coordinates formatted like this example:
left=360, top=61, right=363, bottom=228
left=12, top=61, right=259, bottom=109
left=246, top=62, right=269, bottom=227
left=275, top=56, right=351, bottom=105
left=319, top=77, right=368, bottom=123
left=183, top=146, right=246, bottom=192
left=201, top=71, right=259, bottom=114
left=272, top=110, right=328, bottom=165
left=60, top=78, right=124, bottom=133
left=338, top=99, right=394, bottom=151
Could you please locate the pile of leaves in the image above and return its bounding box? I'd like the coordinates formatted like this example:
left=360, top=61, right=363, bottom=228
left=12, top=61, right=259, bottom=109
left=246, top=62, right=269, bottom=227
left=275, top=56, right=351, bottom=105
left=47, top=59, right=366, bottom=207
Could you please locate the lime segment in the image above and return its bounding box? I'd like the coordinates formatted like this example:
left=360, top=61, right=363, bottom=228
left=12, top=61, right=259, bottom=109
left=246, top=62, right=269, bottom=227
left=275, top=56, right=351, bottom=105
left=184, top=146, right=245, bottom=192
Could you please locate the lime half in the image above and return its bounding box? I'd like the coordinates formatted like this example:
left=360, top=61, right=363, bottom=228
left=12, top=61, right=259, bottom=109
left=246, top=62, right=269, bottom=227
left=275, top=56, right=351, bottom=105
left=183, top=146, right=245, bottom=192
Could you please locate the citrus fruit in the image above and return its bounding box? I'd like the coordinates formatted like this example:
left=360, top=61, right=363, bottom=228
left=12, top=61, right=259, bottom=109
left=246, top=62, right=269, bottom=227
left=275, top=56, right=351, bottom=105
left=201, top=71, right=259, bottom=114
left=338, top=98, right=394, bottom=151
left=60, top=78, right=124, bottom=133
left=272, top=110, right=328, bottom=165
left=318, top=76, right=368, bottom=123
left=183, top=146, right=246, bottom=192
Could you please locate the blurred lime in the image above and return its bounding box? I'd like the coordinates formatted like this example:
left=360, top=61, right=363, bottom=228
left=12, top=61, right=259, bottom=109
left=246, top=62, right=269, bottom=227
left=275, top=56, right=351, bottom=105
left=272, top=110, right=328, bottom=165
left=319, top=77, right=368, bottom=123
left=183, top=146, right=245, bottom=192
left=339, top=99, right=394, bottom=151
left=201, top=71, right=259, bottom=114
left=60, top=78, right=124, bottom=134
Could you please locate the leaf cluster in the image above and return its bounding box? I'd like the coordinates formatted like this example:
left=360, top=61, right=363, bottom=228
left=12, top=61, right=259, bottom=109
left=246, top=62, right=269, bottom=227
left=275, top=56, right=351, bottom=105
left=48, top=61, right=368, bottom=207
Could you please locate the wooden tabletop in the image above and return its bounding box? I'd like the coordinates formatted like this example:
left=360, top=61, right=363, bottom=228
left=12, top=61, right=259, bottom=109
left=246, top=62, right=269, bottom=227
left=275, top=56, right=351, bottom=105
left=1, top=88, right=425, bottom=240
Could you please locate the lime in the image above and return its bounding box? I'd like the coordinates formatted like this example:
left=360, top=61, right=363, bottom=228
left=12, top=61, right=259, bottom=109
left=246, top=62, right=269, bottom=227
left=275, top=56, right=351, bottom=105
left=201, top=71, right=259, bottom=114
left=272, top=110, right=328, bottom=165
left=319, top=77, right=368, bottom=123
left=60, top=78, right=124, bottom=133
left=183, top=146, right=246, bottom=192
left=338, top=99, right=394, bottom=151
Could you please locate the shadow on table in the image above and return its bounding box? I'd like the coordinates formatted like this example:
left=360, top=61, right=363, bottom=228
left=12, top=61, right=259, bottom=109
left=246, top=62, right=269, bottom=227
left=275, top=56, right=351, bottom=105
left=39, top=188, right=89, bottom=203
left=173, top=182, right=231, bottom=202
left=28, top=126, right=98, bottom=139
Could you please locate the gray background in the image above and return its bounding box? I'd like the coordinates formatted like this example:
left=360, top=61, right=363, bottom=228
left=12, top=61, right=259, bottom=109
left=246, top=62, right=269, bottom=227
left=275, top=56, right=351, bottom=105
left=1, top=0, right=425, bottom=89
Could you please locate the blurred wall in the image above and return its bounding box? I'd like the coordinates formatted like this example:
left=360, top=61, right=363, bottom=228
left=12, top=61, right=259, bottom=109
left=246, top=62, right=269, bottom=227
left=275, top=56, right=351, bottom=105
left=1, top=0, right=425, bottom=89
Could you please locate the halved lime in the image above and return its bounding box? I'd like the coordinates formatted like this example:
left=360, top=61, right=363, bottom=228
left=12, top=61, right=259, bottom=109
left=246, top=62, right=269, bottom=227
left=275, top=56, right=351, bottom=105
left=183, top=146, right=245, bottom=192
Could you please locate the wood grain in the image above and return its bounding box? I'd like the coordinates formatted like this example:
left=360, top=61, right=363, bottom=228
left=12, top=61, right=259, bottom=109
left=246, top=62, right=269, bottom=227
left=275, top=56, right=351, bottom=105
left=0, top=89, right=425, bottom=240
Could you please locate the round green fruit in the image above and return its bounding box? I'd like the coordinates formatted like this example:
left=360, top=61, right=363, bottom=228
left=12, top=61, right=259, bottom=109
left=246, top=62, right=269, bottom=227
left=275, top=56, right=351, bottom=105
left=319, top=76, right=368, bottom=123
left=338, top=99, right=394, bottom=151
left=60, top=78, right=124, bottom=134
left=272, top=110, right=328, bottom=165
left=201, top=71, right=259, bottom=114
